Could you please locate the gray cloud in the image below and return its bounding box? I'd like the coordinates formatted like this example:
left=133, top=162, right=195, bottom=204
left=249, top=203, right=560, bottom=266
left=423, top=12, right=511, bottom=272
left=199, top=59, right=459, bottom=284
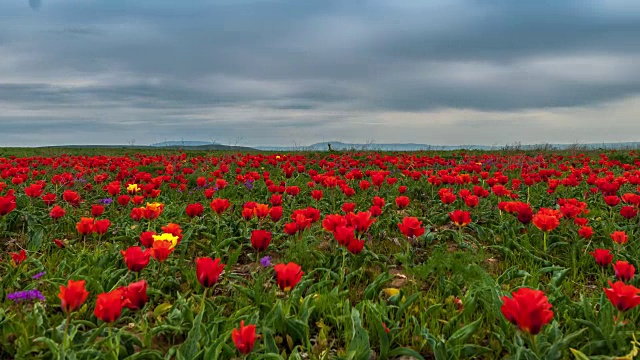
left=1, top=0, right=640, bottom=146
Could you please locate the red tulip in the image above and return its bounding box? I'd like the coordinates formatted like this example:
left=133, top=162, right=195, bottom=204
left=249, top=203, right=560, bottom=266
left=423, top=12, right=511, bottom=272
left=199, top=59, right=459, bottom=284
left=140, top=231, right=156, bottom=248
left=93, top=219, right=111, bottom=235
left=210, top=198, right=230, bottom=215
left=62, top=190, right=81, bottom=207
left=117, top=195, right=130, bottom=206
left=49, top=205, right=66, bottom=220
left=76, top=217, right=94, bottom=236
left=532, top=213, right=560, bottom=232
left=613, top=261, right=635, bottom=282
left=283, top=222, right=299, bottom=235
left=42, top=192, right=57, bottom=206
left=347, top=238, right=365, bottom=254
left=120, top=246, right=151, bottom=272
left=94, top=289, right=124, bottom=323
left=395, top=196, right=410, bottom=209
left=590, top=249, right=613, bottom=267
left=120, top=280, right=148, bottom=311
left=449, top=210, right=471, bottom=227
left=58, top=279, right=89, bottom=314
left=274, top=262, right=304, bottom=292
left=0, top=190, right=17, bottom=216
left=611, top=231, right=629, bottom=245
left=195, top=257, right=225, bottom=288
left=232, top=320, right=257, bottom=354
left=349, top=211, right=375, bottom=233
left=604, top=196, right=620, bottom=207
left=322, top=214, right=347, bottom=232
left=342, top=202, right=356, bottom=213
left=501, top=287, right=553, bottom=335
left=11, top=249, right=27, bottom=265
left=91, top=205, right=105, bottom=217
left=333, top=225, right=355, bottom=246
left=463, top=195, right=479, bottom=208
left=620, top=206, right=638, bottom=220
left=578, top=226, right=593, bottom=239
left=269, top=206, right=283, bottom=222
left=130, top=207, right=144, bottom=221
left=250, top=230, right=272, bottom=251
left=398, top=217, right=425, bottom=238
left=604, top=280, right=640, bottom=312
left=24, top=183, right=44, bottom=198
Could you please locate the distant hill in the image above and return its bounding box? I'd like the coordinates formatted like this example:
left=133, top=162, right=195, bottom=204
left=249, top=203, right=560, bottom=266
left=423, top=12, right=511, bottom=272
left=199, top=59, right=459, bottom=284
left=256, top=141, right=640, bottom=151
left=150, top=141, right=213, bottom=147
left=149, top=141, right=255, bottom=151
left=36, top=142, right=255, bottom=151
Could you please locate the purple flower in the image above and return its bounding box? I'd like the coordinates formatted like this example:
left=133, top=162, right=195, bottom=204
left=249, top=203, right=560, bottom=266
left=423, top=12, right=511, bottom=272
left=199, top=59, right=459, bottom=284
left=259, top=256, right=272, bottom=267
left=100, top=198, right=113, bottom=205
left=244, top=179, right=254, bottom=190
left=7, top=289, right=45, bottom=303
left=32, top=272, right=46, bottom=280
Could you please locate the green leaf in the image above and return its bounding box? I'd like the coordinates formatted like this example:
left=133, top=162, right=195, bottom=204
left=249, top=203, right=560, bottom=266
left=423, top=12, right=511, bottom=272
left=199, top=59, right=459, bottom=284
left=570, top=348, right=590, bottom=360
left=33, top=336, right=60, bottom=359
left=346, top=308, right=371, bottom=360
left=178, top=309, right=204, bottom=359
left=448, top=317, right=482, bottom=346
left=388, top=347, right=425, bottom=360
left=123, top=350, right=164, bottom=360
left=154, top=303, right=173, bottom=318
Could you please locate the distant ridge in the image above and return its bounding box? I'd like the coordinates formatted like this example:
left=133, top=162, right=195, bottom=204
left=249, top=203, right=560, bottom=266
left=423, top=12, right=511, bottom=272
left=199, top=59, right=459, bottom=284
left=36, top=142, right=255, bottom=151
left=150, top=141, right=213, bottom=147
left=29, top=141, right=640, bottom=152
left=255, top=141, right=640, bottom=151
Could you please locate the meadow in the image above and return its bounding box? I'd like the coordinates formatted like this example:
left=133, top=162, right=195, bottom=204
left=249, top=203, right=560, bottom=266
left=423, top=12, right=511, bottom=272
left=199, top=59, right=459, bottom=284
left=2, top=148, right=640, bottom=359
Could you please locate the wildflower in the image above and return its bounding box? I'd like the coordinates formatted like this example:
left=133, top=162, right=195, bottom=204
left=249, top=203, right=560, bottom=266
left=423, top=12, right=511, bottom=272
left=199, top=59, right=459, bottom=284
left=398, top=217, right=425, bottom=238
left=195, top=257, right=225, bottom=288
left=501, top=287, right=553, bottom=335
left=590, top=249, right=613, bottom=267
left=7, top=289, right=46, bottom=303
left=94, top=289, right=124, bottom=323
left=250, top=230, right=272, bottom=252
left=59, top=280, right=89, bottom=314
left=274, top=262, right=304, bottom=292
left=232, top=320, right=257, bottom=354
left=120, top=246, right=151, bottom=272
left=604, top=280, right=640, bottom=312
left=260, top=256, right=272, bottom=267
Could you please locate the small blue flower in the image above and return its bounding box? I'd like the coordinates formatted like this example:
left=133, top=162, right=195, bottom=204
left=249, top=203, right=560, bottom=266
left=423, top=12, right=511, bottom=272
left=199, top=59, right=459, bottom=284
left=259, top=256, right=272, bottom=267
left=7, top=289, right=45, bottom=303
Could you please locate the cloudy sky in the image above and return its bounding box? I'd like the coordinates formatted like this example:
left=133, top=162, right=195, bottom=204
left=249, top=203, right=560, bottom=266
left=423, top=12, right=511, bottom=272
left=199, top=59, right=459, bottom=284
left=2, top=0, right=640, bottom=147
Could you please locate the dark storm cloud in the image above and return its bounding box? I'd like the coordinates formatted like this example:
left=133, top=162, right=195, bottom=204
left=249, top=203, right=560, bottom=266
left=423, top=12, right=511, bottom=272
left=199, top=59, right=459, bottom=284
left=1, top=0, right=640, bottom=146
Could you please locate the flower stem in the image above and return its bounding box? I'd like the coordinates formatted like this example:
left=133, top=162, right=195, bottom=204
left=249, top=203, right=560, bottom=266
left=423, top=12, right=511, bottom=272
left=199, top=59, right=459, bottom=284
left=201, top=287, right=208, bottom=314
left=63, top=312, right=71, bottom=352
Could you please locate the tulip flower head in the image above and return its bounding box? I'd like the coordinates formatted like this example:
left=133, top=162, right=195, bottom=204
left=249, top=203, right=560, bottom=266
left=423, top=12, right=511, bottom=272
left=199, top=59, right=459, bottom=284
left=58, top=279, right=89, bottom=314
left=501, top=287, right=553, bottom=335
left=274, top=262, right=304, bottom=292
left=604, top=280, right=640, bottom=312
left=195, top=257, right=225, bottom=288
left=232, top=320, right=257, bottom=354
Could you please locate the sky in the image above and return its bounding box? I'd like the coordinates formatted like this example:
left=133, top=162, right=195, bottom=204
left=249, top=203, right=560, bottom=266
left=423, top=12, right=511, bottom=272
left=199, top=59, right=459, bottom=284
left=1, top=0, right=640, bottom=147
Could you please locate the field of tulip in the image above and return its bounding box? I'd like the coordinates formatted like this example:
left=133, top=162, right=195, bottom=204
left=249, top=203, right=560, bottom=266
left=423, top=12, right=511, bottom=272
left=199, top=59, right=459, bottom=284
left=2, top=148, right=640, bottom=359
